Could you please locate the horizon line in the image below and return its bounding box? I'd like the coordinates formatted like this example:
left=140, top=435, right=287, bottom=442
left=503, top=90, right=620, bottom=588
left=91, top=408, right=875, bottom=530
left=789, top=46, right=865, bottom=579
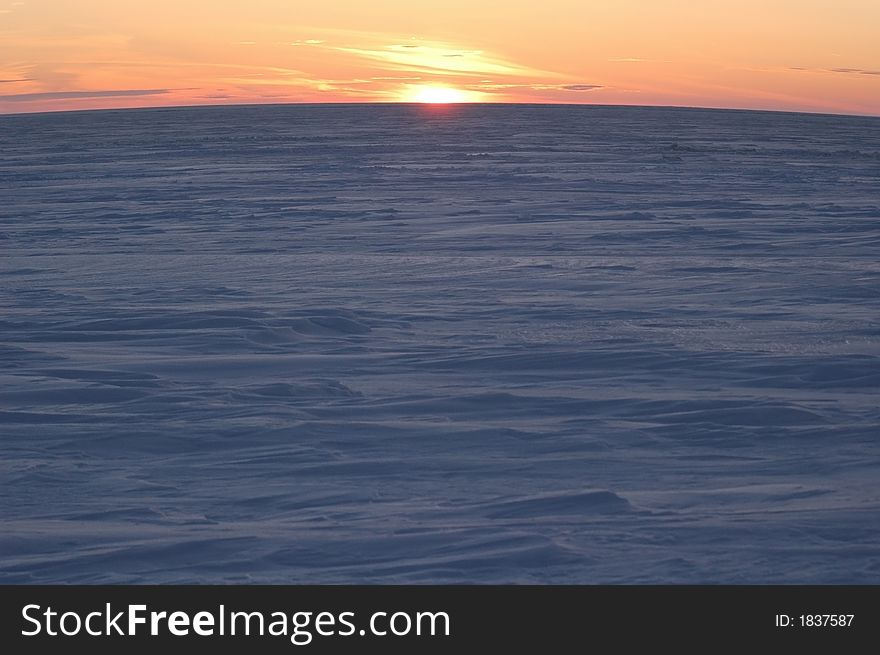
left=1, top=100, right=878, bottom=121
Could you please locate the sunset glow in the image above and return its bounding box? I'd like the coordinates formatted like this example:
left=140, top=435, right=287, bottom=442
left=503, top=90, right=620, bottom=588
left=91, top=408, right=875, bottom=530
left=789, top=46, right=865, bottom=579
left=404, top=85, right=477, bottom=104
left=1, top=1, right=878, bottom=115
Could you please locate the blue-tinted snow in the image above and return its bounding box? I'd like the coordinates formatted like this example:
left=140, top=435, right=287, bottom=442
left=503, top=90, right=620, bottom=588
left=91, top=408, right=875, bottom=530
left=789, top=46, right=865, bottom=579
left=1, top=104, right=878, bottom=583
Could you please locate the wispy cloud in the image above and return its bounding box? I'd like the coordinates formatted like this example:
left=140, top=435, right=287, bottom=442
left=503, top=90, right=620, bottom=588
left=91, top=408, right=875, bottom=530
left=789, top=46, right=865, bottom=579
left=370, top=76, right=422, bottom=81
left=561, top=84, right=602, bottom=91
left=473, top=82, right=602, bottom=93
left=0, top=89, right=171, bottom=102
left=333, top=41, right=555, bottom=78
left=790, top=66, right=880, bottom=76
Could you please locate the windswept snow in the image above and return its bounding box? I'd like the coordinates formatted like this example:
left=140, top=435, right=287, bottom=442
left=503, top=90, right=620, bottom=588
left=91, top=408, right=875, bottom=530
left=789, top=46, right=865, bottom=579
left=1, top=104, right=878, bottom=583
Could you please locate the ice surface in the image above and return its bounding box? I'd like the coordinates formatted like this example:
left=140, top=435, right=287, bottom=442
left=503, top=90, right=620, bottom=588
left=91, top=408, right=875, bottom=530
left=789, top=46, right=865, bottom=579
left=1, top=104, right=878, bottom=583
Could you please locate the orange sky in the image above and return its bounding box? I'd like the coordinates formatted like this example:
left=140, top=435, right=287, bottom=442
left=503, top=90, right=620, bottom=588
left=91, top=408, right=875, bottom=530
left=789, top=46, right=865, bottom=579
left=1, top=0, right=878, bottom=115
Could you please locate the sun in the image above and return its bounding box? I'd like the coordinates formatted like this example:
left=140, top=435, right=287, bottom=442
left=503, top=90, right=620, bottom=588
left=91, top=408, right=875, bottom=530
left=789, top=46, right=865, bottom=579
left=404, top=84, right=475, bottom=104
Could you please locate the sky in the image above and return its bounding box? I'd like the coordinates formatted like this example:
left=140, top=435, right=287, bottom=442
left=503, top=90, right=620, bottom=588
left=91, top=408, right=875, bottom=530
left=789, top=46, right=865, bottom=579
left=1, top=0, right=878, bottom=115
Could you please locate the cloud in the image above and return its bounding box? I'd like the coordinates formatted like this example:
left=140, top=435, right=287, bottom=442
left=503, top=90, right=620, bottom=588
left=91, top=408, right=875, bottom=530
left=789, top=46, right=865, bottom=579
left=0, top=78, right=32, bottom=83
left=334, top=41, right=555, bottom=78
left=473, top=82, right=602, bottom=93
left=0, top=89, right=171, bottom=102
left=791, top=66, right=880, bottom=76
